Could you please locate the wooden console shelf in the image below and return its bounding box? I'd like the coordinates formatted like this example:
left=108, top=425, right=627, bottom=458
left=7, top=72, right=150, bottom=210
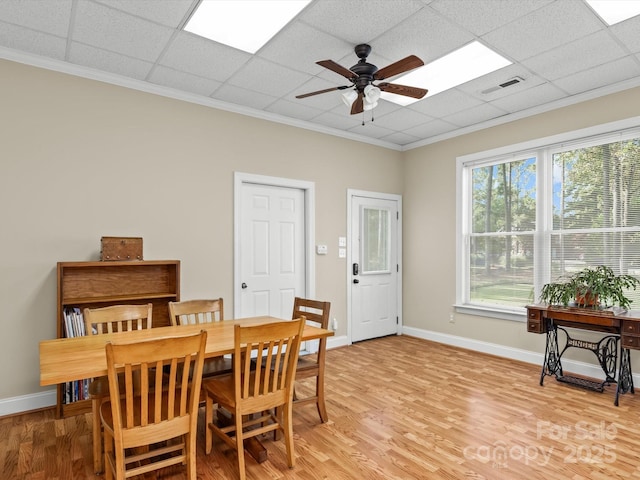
left=56, top=260, right=180, bottom=417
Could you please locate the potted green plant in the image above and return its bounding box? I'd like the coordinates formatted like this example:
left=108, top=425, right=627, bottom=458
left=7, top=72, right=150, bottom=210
left=539, top=265, right=640, bottom=311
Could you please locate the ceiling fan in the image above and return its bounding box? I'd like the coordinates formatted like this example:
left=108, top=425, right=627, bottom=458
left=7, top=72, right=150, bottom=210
left=296, top=44, right=428, bottom=114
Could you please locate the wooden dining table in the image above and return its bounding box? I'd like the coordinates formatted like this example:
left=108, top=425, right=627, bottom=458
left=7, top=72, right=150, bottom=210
left=39, top=315, right=334, bottom=466
left=40, top=315, right=333, bottom=386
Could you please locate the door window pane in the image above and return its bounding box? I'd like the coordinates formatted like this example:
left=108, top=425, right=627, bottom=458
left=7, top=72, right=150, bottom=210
left=362, top=207, right=390, bottom=273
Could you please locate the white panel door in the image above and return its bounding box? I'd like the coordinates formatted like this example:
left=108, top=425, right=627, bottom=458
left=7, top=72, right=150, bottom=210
left=350, top=195, right=399, bottom=342
left=238, top=183, right=305, bottom=319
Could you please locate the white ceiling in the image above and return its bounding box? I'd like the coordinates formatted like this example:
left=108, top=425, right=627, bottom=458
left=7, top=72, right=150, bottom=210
left=2, top=0, right=640, bottom=151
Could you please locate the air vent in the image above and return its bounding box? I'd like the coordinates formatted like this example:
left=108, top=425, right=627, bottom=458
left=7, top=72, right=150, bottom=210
left=481, top=76, right=524, bottom=95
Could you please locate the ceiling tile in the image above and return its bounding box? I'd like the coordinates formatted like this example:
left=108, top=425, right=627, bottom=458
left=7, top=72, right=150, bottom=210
left=553, top=56, right=640, bottom=95
left=373, top=107, right=432, bottom=131
left=211, top=84, right=277, bottom=110
left=409, top=88, right=482, bottom=117
left=0, top=21, right=66, bottom=59
left=227, top=57, right=310, bottom=98
left=482, top=0, right=604, bottom=61
left=312, top=110, right=364, bottom=131
left=265, top=98, right=325, bottom=121
left=404, top=118, right=460, bottom=139
left=347, top=121, right=396, bottom=139
left=381, top=131, right=421, bottom=145
left=300, top=0, right=424, bottom=44
left=491, top=83, right=567, bottom=113
left=160, top=32, right=251, bottom=82
left=147, top=65, right=220, bottom=96
left=68, top=42, right=153, bottom=79
left=72, top=0, right=175, bottom=62
left=0, top=0, right=72, bottom=37
left=94, top=0, right=195, bottom=28
left=443, top=102, right=509, bottom=127
left=430, top=0, right=554, bottom=36
left=372, top=5, right=474, bottom=63
left=610, top=14, right=640, bottom=54
left=258, top=21, right=352, bottom=75
left=521, top=30, right=627, bottom=81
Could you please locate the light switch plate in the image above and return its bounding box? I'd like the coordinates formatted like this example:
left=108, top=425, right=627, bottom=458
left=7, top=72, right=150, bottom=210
left=338, top=248, right=346, bottom=258
left=338, top=236, right=346, bottom=247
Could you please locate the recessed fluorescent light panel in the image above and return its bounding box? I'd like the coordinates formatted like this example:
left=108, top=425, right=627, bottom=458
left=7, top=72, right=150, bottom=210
left=586, top=0, right=640, bottom=25
left=381, top=41, right=511, bottom=106
left=184, top=0, right=310, bottom=54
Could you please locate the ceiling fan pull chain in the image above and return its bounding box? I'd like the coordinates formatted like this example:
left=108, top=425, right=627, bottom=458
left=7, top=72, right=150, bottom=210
left=362, top=111, right=365, bottom=126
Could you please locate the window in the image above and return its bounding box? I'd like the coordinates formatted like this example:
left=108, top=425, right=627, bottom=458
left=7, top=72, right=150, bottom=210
left=457, top=124, right=640, bottom=315
left=468, top=156, right=536, bottom=308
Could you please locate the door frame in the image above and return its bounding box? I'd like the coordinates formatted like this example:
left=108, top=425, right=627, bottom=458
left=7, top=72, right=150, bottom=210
left=234, top=172, right=315, bottom=318
left=347, top=189, right=403, bottom=344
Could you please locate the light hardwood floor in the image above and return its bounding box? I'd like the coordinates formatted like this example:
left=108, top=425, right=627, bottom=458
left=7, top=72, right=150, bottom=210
left=3, top=335, right=640, bottom=479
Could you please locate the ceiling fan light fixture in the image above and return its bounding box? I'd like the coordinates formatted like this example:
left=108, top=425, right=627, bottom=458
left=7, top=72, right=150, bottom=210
left=364, top=85, right=381, bottom=104
left=363, top=101, right=378, bottom=111
left=342, top=89, right=358, bottom=107
left=296, top=44, right=426, bottom=115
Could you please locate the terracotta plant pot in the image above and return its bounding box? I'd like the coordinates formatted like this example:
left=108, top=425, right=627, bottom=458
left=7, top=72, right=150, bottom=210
left=575, top=290, right=598, bottom=308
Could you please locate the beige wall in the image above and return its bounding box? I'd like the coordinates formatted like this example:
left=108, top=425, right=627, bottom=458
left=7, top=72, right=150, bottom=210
left=0, top=59, right=403, bottom=400
left=3, top=56, right=640, bottom=406
left=402, top=86, right=640, bottom=360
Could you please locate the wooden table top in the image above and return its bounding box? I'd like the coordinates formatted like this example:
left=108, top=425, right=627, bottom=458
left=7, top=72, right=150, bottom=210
left=40, top=316, right=333, bottom=386
left=527, top=305, right=640, bottom=328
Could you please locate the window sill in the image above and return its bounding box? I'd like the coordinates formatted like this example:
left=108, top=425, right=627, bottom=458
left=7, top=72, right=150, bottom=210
left=453, top=304, right=527, bottom=322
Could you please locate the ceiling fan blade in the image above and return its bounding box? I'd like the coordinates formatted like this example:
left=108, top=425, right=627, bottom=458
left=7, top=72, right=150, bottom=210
left=374, top=55, right=424, bottom=81
left=317, top=60, right=357, bottom=80
left=350, top=92, right=364, bottom=115
left=378, top=82, right=428, bottom=99
left=296, top=85, right=349, bottom=99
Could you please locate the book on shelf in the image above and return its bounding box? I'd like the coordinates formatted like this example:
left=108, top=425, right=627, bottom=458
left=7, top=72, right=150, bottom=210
left=63, top=307, right=86, bottom=338
left=62, top=307, right=89, bottom=404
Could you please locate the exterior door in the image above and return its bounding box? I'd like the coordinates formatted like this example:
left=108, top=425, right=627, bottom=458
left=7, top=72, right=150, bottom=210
left=236, top=177, right=309, bottom=319
left=350, top=193, right=400, bottom=342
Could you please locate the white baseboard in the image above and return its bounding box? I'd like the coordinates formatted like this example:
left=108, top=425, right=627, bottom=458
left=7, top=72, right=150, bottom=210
left=327, top=334, right=349, bottom=349
left=0, top=389, right=56, bottom=417
left=402, top=325, right=640, bottom=386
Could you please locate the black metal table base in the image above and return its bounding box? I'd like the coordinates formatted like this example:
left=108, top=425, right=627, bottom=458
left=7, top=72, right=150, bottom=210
left=540, top=323, right=634, bottom=405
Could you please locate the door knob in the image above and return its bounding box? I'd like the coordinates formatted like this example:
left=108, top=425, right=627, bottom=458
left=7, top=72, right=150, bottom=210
left=241, top=282, right=247, bottom=289
left=353, top=279, right=359, bottom=284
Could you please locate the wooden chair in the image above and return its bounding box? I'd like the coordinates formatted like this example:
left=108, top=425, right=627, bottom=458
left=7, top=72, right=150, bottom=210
left=100, top=330, right=207, bottom=480
left=83, top=303, right=153, bottom=474
left=168, top=298, right=232, bottom=378
left=291, top=297, right=331, bottom=423
left=203, top=318, right=305, bottom=480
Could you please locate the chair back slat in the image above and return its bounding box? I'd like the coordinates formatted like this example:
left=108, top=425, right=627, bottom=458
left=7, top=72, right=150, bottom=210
left=84, top=303, right=153, bottom=336
left=105, top=332, right=206, bottom=440
left=292, top=298, right=330, bottom=328
left=169, top=298, right=224, bottom=326
left=234, top=319, right=305, bottom=403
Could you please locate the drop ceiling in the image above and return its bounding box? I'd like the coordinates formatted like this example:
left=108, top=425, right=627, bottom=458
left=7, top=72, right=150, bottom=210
left=1, top=0, right=640, bottom=151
